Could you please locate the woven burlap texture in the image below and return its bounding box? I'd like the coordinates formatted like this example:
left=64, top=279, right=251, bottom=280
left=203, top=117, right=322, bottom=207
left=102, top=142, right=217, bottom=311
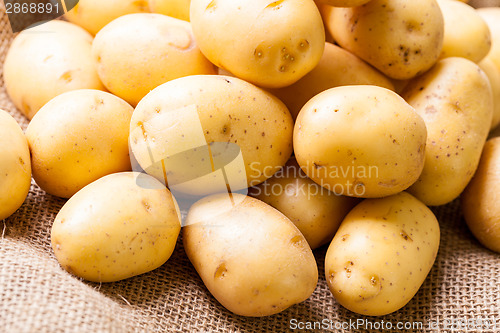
left=0, top=5, right=498, bottom=333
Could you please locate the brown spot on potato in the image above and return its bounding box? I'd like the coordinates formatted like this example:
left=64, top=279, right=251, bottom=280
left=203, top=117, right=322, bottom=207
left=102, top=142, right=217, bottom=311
left=214, top=262, right=227, bottom=279
left=59, top=71, right=73, bottom=83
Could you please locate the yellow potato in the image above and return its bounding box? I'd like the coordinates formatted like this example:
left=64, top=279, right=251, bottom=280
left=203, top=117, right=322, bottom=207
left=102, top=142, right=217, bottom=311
left=190, top=0, right=325, bottom=88
left=184, top=193, right=318, bottom=316
left=149, top=0, right=190, bottom=21
left=479, top=57, right=500, bottom=130
left=318, top=0, right=372, bottom=6
left=324, top=0, right=444, bottom=80
left=294, top=85, right=427, bottom=198
left=402, top=57, right=493, bottom=206
left=437, top=0, right=491, bottom=63
left=92, top=13, right=216, bottom=106
left=269, top=42, right=395, bottom=120
left=130, top=75, right=293, bottom=196
left=461, top=137, right=500, bottom=253
left=3, top=20, right=104, bottom=119
left=478, top=7, right=500, bottom=71
left=26, top=90, right=133, bottom=198
left=325, top=192, right=440, bottom=316
left=51, top=172, right=181, bottom=282
left=65, top=0, right=150, bottom=35
left=0, top=110, right=31, bottom=220
left=249, top=158, right=360, bottom=249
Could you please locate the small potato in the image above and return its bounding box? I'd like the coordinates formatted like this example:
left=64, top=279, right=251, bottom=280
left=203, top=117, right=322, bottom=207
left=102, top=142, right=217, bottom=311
left=294, top=85, right=427, bottom=198
left=325, top=192, right=440, bottom=316
left=65, top=0, right=150, bottom=35
left=249, top=158, right=360, bottom=249
left=3, top=20, right=104, bottom=119
left=479, top=57, right=500, bottom=130
left=403, top=57, right=493, bottom=206
left=0, top=110, right=31, bottom=220
left=26, top=90, right=133, bottom=198
left=51, top=172, right=181, bottom=282
left=461, top=137, right=500, bottom=253
left=318, top=0, right=372, bottom=7
left=184, top=193, right=318, bottom=317
left=149, top=0, right=191, bottom=21
left=324, top=0, right=444, bottom=80
left=190, top=0, right=325, bottom=88
left=437, top=0, right=491, bottom=63
left=92, top=14, right=216, bottom=106
left=478, top=8, right=500, bottom=71
left=269, top=42, right=395, bottom=120
left=130, top=75, right=293, bottom=196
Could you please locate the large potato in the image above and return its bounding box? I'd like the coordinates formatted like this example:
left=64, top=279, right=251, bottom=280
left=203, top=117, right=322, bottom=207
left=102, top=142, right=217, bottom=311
left=0, top=110, right=31, bottom=220
left=323, top=0, right=444, bottom=80
left=325, top=192, right=440, bottom=316
left=183, top=193, right=318, bottom=317
left=250, top=158, right=360, bottom=249
left=402, top=57, right=493, bottom=206
left=269, top=42, right=395, bottom=120
left=190, top=0, right=325, bottom=88
left=479, top=57, right=500, bottom=130
left=461, top=137, right=500, bottom=253
left=51, top=172, right=181, bottom=282
left=26, top=90, right=133, bottom=198
left=130, top=75, right=293, bottom=196
left=437, top=0, right=491, bottom=63
left=294, top=85, right=427, bottom=198
left=92, top=13, right=216, bottom=106
left=3, top=20, right=104, bottom=119
left=65, top=0, right=150, bottom=35
left=149, top=0, right=191, bottom=21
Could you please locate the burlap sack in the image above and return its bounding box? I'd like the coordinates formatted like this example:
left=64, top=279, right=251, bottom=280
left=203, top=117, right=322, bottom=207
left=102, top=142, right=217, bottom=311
left=0, top=4, right=498, bottom=333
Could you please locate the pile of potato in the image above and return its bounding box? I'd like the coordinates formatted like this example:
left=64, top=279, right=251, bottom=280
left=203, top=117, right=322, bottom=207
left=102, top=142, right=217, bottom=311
left=1, top=0, right=499, bottom=318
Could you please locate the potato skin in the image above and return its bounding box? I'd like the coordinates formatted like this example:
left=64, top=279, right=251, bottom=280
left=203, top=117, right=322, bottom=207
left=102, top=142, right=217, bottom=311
left=130, top=75, right=293, bottom=195
left=65, top=0, right=150, bottom=35
left=249, top=158, right=360, bottom=249
left=403, top=57, right=493, bottom=206
left=3, top=21, right=104, bottom=119
left=294, top=85, right=427, bottom=198
left=269, top=42, right=395, bottom=120
left=461, top=138, right=500, bottom=253
left=437, top=0, right=491, bottom=63
left=318, top=0, right=372, bottom=6
left=51, top=172, right=181, bottom=282
left=149, top=0, right=190, bottom=21
left=325, top=192, right=440, bottom=316
left=478, top=8, right=500, bottom=72
left=324, top=0, right=444, bottom=80
left=0, top=110, right=31, bottom=220
left=92, top=13, right=216, bottom=106
left=479, top=57, right=500, bottom=130
left=183, top=193, right=318, bottom=317
left=190, top=0, right=325, bottom=88
left=26, top=90, right=133, bottom=198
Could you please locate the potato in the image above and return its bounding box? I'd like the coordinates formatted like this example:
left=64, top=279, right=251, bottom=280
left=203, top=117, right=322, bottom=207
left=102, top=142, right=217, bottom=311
left=479, top=57, right=500, bottom=130
left=249, top=158, right=360, bottom=249
left=437, top=0, right=491, bottom=63
left=3, top=20, right=104, bottom=119
left=92, top=13, right=216, bottom=106
left=478, top=8, right=500, bottom=72
left=190, top=0, right=325, bottom=88
left=402, top=57, right=493, bottom=206
left=0, top=110, right=31, bottom=220
left=294, top=85, right=427, bottom=198
left=269, top=42, right=395, bottom=120
left=318, top=0, right=372, bottom=7
left=130, top=75, right=293, bottom=196
left=323, top=0, right=444, bottom=80
left=183, top=193, right=318, bottom=316
left=65, top=0, right=150, bottom=35
left=149, top=0, right=190, bottom=21
left=51, top=172, right=181, bottom=282
left=461, top=137, right=500, bottom=253
left=325, top=192, right=440, bottom=316
left=26, top=90, right=133, bottom=198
